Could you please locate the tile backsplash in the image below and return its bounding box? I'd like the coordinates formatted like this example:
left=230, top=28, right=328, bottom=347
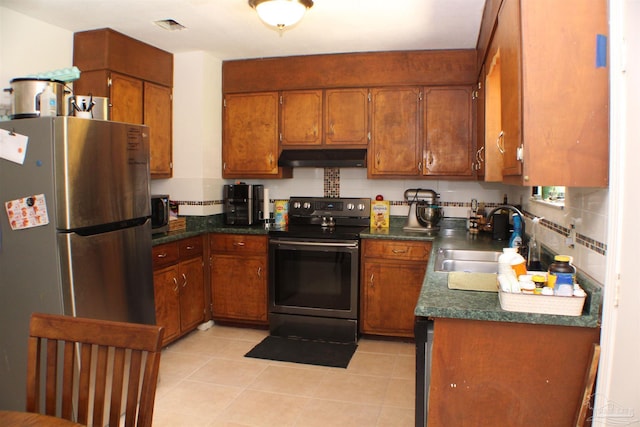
left=153, top=167, right=608, bottom=284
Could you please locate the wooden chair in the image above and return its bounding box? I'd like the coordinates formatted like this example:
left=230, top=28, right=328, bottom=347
left=26, top=313, right=164, bottom=427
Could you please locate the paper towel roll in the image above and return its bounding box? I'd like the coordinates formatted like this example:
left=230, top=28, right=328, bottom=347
left=263, top=188, right=270, bottom=220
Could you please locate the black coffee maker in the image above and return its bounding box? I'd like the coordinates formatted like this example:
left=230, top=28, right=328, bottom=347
left=223, top=184, right=264, bottom=225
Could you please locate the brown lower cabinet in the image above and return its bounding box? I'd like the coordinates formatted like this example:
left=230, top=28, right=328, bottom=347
left=209, top=233, right=268, bottom=325
left=361, top=239, right=432, bottom=337
left=152, top=236, right=206, bottom=346
left=425, top=318, right=600, bottom=426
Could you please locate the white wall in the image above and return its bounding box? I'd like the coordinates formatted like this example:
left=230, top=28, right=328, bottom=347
left=149, top=51, right=225, bottom=215
left=0, top=8, right=73, bottom=114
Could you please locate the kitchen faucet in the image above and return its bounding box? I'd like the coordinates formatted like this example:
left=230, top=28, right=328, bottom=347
left=486, top=204, right=526, bottom=244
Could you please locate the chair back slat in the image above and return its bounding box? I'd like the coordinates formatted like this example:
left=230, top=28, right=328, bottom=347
left=60, top=342, right=76, bottom=419
left=92, top=345, right=109, bottom=426
left=25, top=337, right=41, bottom=414
left=26, top=313, right=164, bottom=427
left=45, top=339, right=59, bottom=415
left=109, top=348, right=127, bottom=425
left=124, top=350, right=144, bottom=426
left=77, top=343, right=92, bottom=424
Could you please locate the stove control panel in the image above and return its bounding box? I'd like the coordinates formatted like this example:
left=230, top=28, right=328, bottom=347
left=289, top=197, right=371, bottom=219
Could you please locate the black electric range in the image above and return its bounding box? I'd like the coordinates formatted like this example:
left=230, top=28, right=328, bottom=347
left=267, top=197, right=372, bottom=240
left=267, top=197, right=371, bottom=343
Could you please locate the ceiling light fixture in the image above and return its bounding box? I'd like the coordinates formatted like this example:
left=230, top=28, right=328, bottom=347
left=248, top=0, right=314, bottom=31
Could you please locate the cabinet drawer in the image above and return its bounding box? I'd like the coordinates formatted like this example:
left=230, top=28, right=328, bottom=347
left=152, top=242, right=179, bottom=269
left=210, top=233, right=268, bottom=254
left=363, top=239, right=432, bottom=261
left=178, top=236, right=203, bottom=258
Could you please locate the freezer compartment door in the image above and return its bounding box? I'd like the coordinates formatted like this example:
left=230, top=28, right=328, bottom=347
left=55, top=117, right=150, bottom=229
left=58, top=218, right=155, bottom=325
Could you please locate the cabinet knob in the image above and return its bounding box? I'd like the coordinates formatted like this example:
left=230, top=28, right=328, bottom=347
left=233, top=241, right=246, bottom=247
left=182, top=273, right=187, bottom=287
left=157, top=252, right=167, bottom=258
left=172, top=277, right=179, bottom=292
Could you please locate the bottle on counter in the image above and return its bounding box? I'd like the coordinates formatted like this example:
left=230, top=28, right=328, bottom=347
left=548, top=255, right=576, bottom=296
left=499, top=247, right=527, bottom=279
left=39, top=85, right=57, bottom=117
left=509, top=213, right=523, bottom=250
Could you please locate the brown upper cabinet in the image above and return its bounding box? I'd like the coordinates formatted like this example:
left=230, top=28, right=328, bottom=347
left=368, top=87, right=422, bottom=176
left=280, top=90, right=323, bottom=146
left=222, top=50, right=478, bottom=179
left=480, top=0, right=609, bottom=187
left=325, top=88, right=369, bottom=146
left=368, top=86, right=473, bottom=178
left=73, top=28, right=174, bottom=179
left=424, top=86, right=474, bottom=177
left=473, top=66, right=487, bottom=179
left=280, top=88, right=369, bottom=147
left=223, top=92, right=292, bottom=178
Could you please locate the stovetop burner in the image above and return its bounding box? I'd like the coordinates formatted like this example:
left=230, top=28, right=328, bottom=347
left=268, top=197, right=371, bottom=240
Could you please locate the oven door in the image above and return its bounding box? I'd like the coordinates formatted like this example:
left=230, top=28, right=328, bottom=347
left=269, top=238, right=359, bottom=320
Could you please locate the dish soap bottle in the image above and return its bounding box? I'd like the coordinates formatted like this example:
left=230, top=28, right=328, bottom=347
left=508, top=213, right=523, bottom=250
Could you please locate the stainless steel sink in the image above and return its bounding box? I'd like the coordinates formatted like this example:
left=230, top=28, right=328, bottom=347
left=434, top=248, right=501, bottom=273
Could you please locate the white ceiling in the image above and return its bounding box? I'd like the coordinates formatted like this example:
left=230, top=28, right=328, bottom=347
left=0, top=0, right=486, bottom=60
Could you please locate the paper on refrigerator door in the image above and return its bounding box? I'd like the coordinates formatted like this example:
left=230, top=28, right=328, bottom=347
left=4, top=194, right=49, bottom=230
left=0, top=129, right=29, bottom=165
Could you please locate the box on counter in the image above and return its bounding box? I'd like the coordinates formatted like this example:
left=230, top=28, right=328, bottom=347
left=168, top=217, right=186, bottom=232
left=370, top=200, right=390, bottom=229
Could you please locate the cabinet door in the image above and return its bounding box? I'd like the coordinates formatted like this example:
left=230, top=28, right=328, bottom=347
left=423, top=87, right=473, bottom=176
left=153, top=266, right=181, bottom=344
left=325, top=88, right=369, bottom=146
left=483, top=43, right=505, bottom=182
left=210, top=255, right=267, bottom=323
left=144, top=82, right=173, bottom=178
left=361, top=261, right=425, bottom=337
left=223, top=92, right=280, bottom=177
left=280, top=90, right=322, bottom=146
left=369, top=87, right=422, bottom=176
left=178, top=256, right=205, bottom=332
left=110, top=72, right=143, bottom=124
left=474, top=68, right=485, bottom=179
left=497, top=0, right=523, bottom=177
left=518, top=0, right=609, bottom=187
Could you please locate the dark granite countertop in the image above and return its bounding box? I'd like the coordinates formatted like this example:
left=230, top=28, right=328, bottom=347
left=151, top=215, right=268, bottom=245
left=410, top=221, right=602, bottom=329
left=155, top=215, right=602, bottom=328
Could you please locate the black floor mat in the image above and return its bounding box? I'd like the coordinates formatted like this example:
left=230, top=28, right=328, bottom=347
left=245, top=336, right=357, bottom=368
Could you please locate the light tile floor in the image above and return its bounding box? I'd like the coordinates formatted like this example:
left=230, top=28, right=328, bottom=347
left=152, top=324, right=416, bottom=427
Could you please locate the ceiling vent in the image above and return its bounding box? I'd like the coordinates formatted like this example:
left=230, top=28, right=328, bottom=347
left=154, top=19, right=186, bottom=31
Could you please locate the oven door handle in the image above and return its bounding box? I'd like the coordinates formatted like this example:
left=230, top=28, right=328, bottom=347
left=271, top=239, right=359, bottom=248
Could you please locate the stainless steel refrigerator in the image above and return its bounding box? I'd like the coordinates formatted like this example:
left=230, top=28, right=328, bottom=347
left=0, top=117, right=155, bottom=411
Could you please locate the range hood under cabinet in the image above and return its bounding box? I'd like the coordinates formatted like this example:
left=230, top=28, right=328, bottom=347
left=277, top=149, right=367, bottom=168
